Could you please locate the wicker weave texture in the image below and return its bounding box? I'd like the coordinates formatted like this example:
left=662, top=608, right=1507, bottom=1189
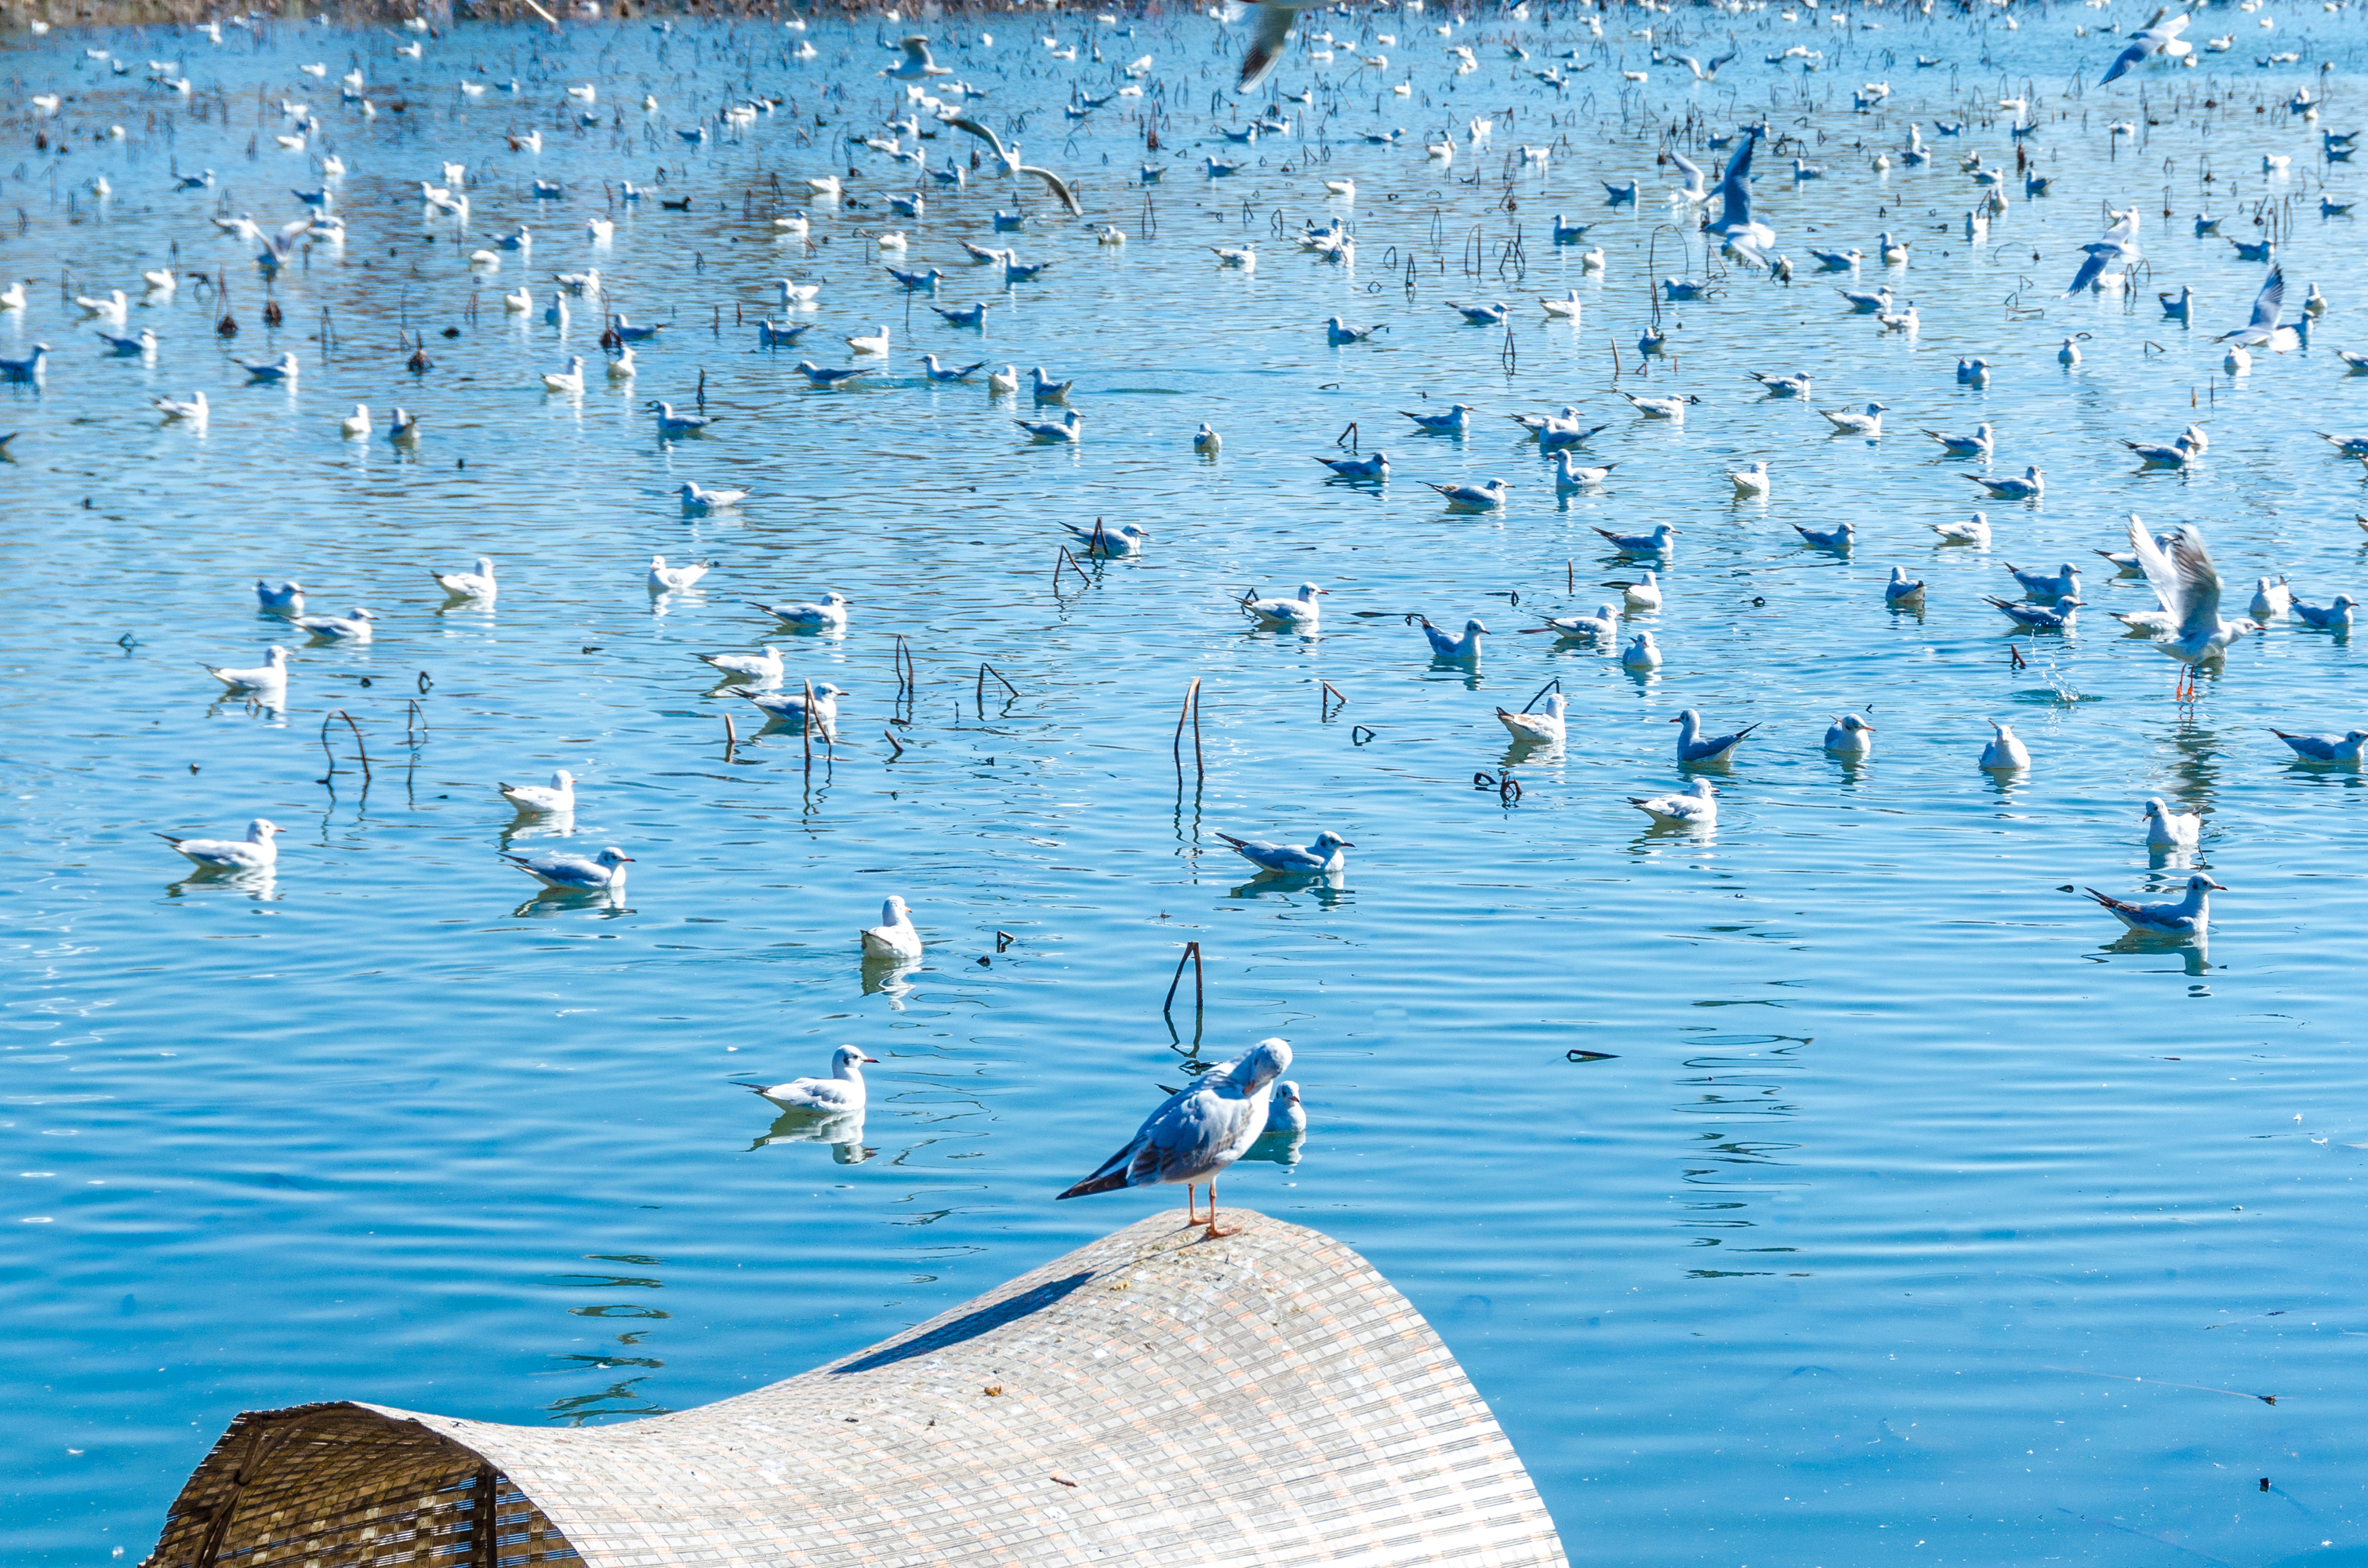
left=147, top=1209, right=1565, bottom=1568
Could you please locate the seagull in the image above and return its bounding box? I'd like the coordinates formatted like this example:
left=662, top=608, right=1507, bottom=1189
left=499, top=771, right=576, bottom=813
left=240, top=351, right=300, bottom=383
left=1065, top=521, right=1151, bottom=554
left=2007, top=561, right=2082, bottom=601
left=2101, top=5, right=2192, bottom=82
left=1245, top=583, right=1325, bottom=629
left=698, top=644, right=784, bottom=684
left=744, top=681, right=843, bottom=731
left=1536, top=603, right=1622, bottom=641
left=2269, top=728, right=2368, bottom=763
left=539, top=354, right=587, bottom=394
left=1427, top=478, right=1511, bottom=508
left=749, top=591, right=851, bottom=629
left=860, top=895, right=924, bottom=960
left=1402, top=404, right=1476, bottom=434
left=1555, top=455, right=1615, bottom=492
left=1016, top=409, right=1084, bottom=442
left=1498, top=694, right=1568, bottom=745
left=1610, top=572, right=1663, bottom=611
left=1315, top=451, right=1389, bottom=480
left=1885, top=565, right=1927, bottom=604
left=2249, top=577, right=2293, bottom=619
left=1825, top=713, right=1876, bottom=753
left=1729, top=461, right=1772, bottom=498
left=1988, top=597, right=2083, bottom=630
left=1595, top=523, right=1680, bottom=555
left=2085, top=873, right=2223, bottom=937
left=292, top=607, right=376, bottom=641
left=1629, top=777, right=1716, bottom=826
left=1925, top=423, right=1994, bottom=457
left=154, top=390, right=209, bottom=423
left=649, top=401, right=717, bottom=435
left=1622, top=392, right=1698, bottom=421
left=202, top=645, right=290, bottom=691
left=1419, top=617, right=1490, bottom=659
left=1672, top=708, right=1756, bottom=764
left=1327, top=316, right=1384, bottom=343
left=1979, top=719, right=2032, bottom=769
left=2217, top=266, right=2292, bottom=348
left=681, top=481, right=749, bottom=514
left=1967, top=466, right=2045, bottom=500
left=2123, top=434, right=2201, bottom=470
left=939, top=113, right=1082, bottom=216
left=753, top=1045, right=878, bottom=1113
left=504, top=845, right=633, bottom=892
left=881, top=34, right=951, bottom=82
left=254, top=579, right=303, bottom=613
left=2116, top=523, right=2249, bottom=699
left=1932, top=512, right=1992, bottom=545
left=1216, top=830, right=1353, bottom=874
left=1821, top=401, right=1887, bottom=437
left=430, top=556, right=497, bottom=598
left=158, top=818, right=283, bottom=871
left=2290, top=593, right=2359, bottom=630
left=1621, top=631, right=1664, bottom=670
left=1704, top=131, right=1775, bottom=264
left=2142, top=796, right=2202, bottom=849
left=1057, top=1036, right=1294, bottom=1238
left=920, top=354, right=985, bottom=382
left=1749, top=370, right=1814, bottom=396
left=647, top=554, right=711, bottom=592
left=1838, top=285, right=1894, bottom=314
left=2063, top=212, right=2143, bottom=296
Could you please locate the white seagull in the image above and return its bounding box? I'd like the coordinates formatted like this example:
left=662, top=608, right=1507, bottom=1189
left=158, top=818, right=282, bottom=871
left=1057, top=1036, right=1294, bottom=1237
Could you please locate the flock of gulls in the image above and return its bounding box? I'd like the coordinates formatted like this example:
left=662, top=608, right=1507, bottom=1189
left=11, top=0, right=2368, bottom=1226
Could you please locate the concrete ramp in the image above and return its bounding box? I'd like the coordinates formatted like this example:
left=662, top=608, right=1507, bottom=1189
left=146, top=1209, right=1566, bottom=1568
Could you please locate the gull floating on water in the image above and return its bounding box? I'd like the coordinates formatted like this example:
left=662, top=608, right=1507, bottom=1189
left=2269, top=727, right=2368, bottom=764
left=1245, top=582, right=1325, bottom=630
left=430, top=556, right=496, bottom=598
left=754, top=1044, right=878, bottom=1113
left=1498, top=693, right=1567, bottom=745
left=1825, top=713, right=1876, bottom=753
left=749, top=591, right=851, bottom=629
left=1672, top=707, right=1756, bottom=764
left=1980, top=718, right=2031, bottom=769
left=681, top=481, right=749, bottom=513
left=2142, top=796, right=2202, bottom=849
left=499, top=770, right=576, bottom=813
left=861, top=895, right=924, bottom=960
left=2087, top=873, right=2222, bottom=938
left=292, top=606, right=376, bottom=641
left=1215, top=830, right=1352, bottom=874
left=505, top=845, right=632, bottom=892
left=744, top=681, right=842, bottom=732
left=1630, top=777, right=1716, bottom=826
left=203, top=645, right=289, bottom=691
left=158, top=818, right=281, bottom=872
left=698, top=644, right=784, bottom=684
left=648, top=554, right=712, bottom=593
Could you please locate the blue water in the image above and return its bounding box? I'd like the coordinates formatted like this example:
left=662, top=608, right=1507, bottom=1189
left=5, top=7, right=2368, bottom=1564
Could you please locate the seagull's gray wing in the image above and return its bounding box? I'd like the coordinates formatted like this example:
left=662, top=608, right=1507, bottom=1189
left=2062, top=248, right=2111, bottom=296
left=1714, top=133, right=1756, bottom=224
left=940, top=114, right=1014, bottom=170
left=2248, top=265, right=2285, bottom=332
left=1669, top=149, right=1704, bottom=186
left=2163, top=524, right=2223, bottom=636
left=2101, top=32, right=2158, bottom=82
left=1016, top=162, right=1083, bottom=215
left=1130, top=1076, right=1262, bottom=1183
left=2129, top=515, right=2197, bottom=631
left=1238, top=0, right=1300, bottom=93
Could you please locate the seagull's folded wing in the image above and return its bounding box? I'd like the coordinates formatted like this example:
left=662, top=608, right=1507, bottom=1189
left=1132, top=1081, right=1261, bottom=1184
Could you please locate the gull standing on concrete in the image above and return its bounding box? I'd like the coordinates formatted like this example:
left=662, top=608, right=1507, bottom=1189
left=1058, top=1036, right=1294, bottom=1238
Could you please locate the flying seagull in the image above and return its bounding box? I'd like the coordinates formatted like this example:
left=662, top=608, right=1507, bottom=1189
left=939, top=114, right=1082, bottom=216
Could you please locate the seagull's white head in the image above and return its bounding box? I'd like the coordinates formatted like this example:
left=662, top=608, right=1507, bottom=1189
left=551, top=769, right=575, bottom=789
left=246, top=818, right=283, bottom=840
left=2189, top=874, right=2227, bottom=894
left=595, top=846, right=634, bottom=867
left=1464, top=619, right=1491, bottom=636
left=834, top=1043, right=881, bottom=1071
left=881, top=895, right=910, bottom=924
left=1235, top=1036, right=1293, bottom=1088
left=1310, top=831, right=1354, bottom=851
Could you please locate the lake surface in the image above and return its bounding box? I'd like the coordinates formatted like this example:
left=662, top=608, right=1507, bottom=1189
left=5, top=6, right=2368, bottom=1563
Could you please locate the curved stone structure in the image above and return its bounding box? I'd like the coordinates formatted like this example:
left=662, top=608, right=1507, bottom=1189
left=146, top=1209, right=1566, bottom=1568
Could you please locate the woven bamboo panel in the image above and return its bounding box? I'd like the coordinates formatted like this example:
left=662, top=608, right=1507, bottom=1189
left=147, top=1209, right=1565, bottom=1568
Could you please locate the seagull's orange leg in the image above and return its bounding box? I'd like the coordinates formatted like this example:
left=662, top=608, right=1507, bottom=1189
left=1182, top=1182, right=1202, bottom=1225
left=1204, top=1181, right=1240, bottom=1240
